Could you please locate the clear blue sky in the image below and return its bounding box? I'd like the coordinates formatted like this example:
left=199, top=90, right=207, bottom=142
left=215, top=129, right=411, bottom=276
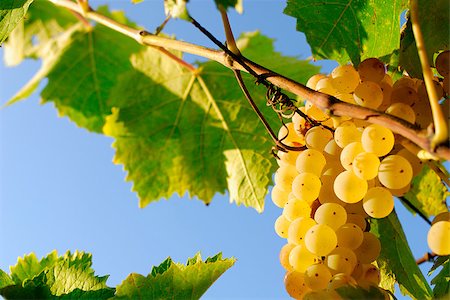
left=0, top=1, right=439, bottom=299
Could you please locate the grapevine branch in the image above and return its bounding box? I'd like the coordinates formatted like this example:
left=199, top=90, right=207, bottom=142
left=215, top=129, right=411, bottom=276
left=48, top=0, right=450, bottom=160
left=415, top=252, right=437, bottom=265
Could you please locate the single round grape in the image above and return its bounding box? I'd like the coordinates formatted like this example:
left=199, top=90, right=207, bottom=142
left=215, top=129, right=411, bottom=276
left=275, top=215, right=291, bottom=238
left=346, top=214, right=367, bottom=231
left=314, top=203, right=347, bottom=230
left=278, top=122, right=304, bottom=146
left=296, top=149, right=326, bottom=177
left=361, top=264, right=381, bottom=285
left=427, top=221, right=450, bottom=255
left=324, top=139, right=343, bottom=157
left=358, top=58, right=386, bottom=83
left=354, top=232, right=381, bottom=263
left=328, top=273, right=357, bottom=290
left=316, top=77, right=339, bottom=95
left=326, top=247, right=357, bottom=275
left=304, top=224, right=338, bottom=256
left=353, top=81, right=383, bottom=109
left=318, top=174, right=346, bottom=206
left=362, top=187, right=394, bottom=218
left=284, top=270, right=311, bottom=299
left=361, top=124, right=394, bottom=157
left=432, top=211, right=450, bottom=225
left=334, top=170, right=368, bottom=203
left=277, top=149, right=301, bottom=167
left=392, top=77, right=416, bottom=90
left=340, top=142, right=364, bottom=170
left=305, top=263, right=332, bottom=290
left=305, top=126, right=333, bottom=152
left=334, top=122, right=361, bottom=148
left=352, top=152, right=380, bottom=180
left=283, top=197, right=312, bottom=222
left=279, top=243, right=295, bottom=271
left=378, top=155, right=413, bottom=189
left=271, top=185, right=290, bottom=208
left=336, top=223, right=364, bottom=249
left=307, top=74, right=327, bottom=90
left=351, top=260, right=364, bottom=281
left=289, top=244, right=322, bottom=273
left=378, top=81, right=393, bottom=110
left=274, top=164, right=298, bottom=191
left=390, top=86, right=419, bottom=106
left=435, top=50, right=450, bottom=77
left=292, top=173, right=322, bottom=204
left=385, top=103, right=416, bottom=124
left=288, top=217, right=317, bottom=245
left=331, top=64, right=360, bottom=93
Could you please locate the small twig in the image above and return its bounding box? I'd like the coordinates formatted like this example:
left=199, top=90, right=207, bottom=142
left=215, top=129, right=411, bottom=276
left=399, top=197, right=432, bottom=225
left=233, top=70, right=304, bottom=152
left=416, top=252, right=437, bottom=265
left=155, top=14, right=171, bottom=35
left=219, top=7, right=240, bottom=55
left=68, top=9, right=91, bottom=28
left=411, top=0, right=448, bottom=149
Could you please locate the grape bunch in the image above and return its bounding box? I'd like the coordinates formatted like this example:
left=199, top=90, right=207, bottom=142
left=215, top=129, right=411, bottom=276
left=272, top=54, right=450, bottom=299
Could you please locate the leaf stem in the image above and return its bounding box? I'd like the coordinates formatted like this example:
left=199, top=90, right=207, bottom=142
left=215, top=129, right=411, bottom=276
left=46, top=0, right=450, bottom=160
left=410, top=0, right=448, bottom=149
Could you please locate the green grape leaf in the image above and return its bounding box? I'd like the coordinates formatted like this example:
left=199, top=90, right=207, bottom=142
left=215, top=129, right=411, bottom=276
left=114, top=252, right=235, bottom=299
left=399, top=0, right=450, bottom=78
left=0, top=270, right=14, bottom=289
left=38, top=9, right=145, bottom=133
left=402, top=165, right=449, bottom=218
left=335, top=285, right=387, bottom=299
left=0, top=251, right=114, bottom=300
left=104, top=32, right=318, bottom=211
left=214, top=0, right=243, bottom=13
left=429, top=256, right=450, bottom=299
left=371, top=211, right=433, bottom=299
left=283, top=0, right=408, bottom=65
left=0, top=0, right=33, bottom=44
left=164, top=0, right=190, bottom=20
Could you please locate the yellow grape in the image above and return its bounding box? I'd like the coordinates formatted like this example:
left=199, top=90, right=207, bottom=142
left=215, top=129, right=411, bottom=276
left=427, top=221, right=450, bottom=255
left=336, top=223, right=364, bottom=249
left=284, top=270, right=311, bottom=299
left=279, top=244, right=295, bottom=271
left=331, top=64, right=360, bottom=93
left=389, top=184, right=411, bottom=197
left=417, top=80, right=444, bottom=101
left=362, top=187, right=394, bottom=218
left=393, top=76, right=416, bottom=90
left=352, top=152, right=380, bottom=180
left=345, top=201, right=369, bottom=218
left=292, top=173, right=322, bottom=204
left=412, top=94, right=433, bottom=129
left=275, top=215, right=291, bottom=238
left=334, top=122, right=361, bottom=148
left=435, top=50, right=450, bottom=77
left=314, top=203, right=347, bottom=230
left=324, top=139, right=343, bottom=158
left=326, top=247, right=357, bottom=275
left=351, top=260, right=364, bottom=281
left=305, top=126, right=333, bottom=151
left=316, top=77, right=339, bottom=95
left=346, top=214, right=367, bottom=231
left=353, top=81, right=383, bottom=109
left=358, top=58, right=385, bottom=83
left=340, top=142, right=364, bottom=170
left=378, top=155, right=413, bottom=189
left=296, top=149, right=326, bottom=176
left=390, top=86, right=419, bottom=106
left=354, top=232, right=381, bottom=263
left=283, top=197, right=311, bottom=222
left=305, top=101, right=333, bottom=125
left=278, top=122, right=304, bottom=146
left=378, top=80, right=393, bottom=111
left=271, top=185, right=290, bottom=208
left=319, top=174, right=347, bottom=206
left=328, top=273, right=357, bottom=290
left=397, top=148, right=424, bottom=176
left=274, top=164, right=298, bottom=191
left=334, top=170, right=368, bottom=203
left=289, top=244, right=322, bottom=273
left=385, top=103, right=416, bottom=124
left=277, top=149, right=301, bottom=167
left=336, top=93, right=357, bottom=104
left=304, top=263, right=332, bottom=290
left=288, top=217, right=317, bottom=245
left=432, top=211, right=450, bottom=224
left=360, top=264, right=381, bottom=285
left=361, top=124, right=394, bottom=157
left=304, top=224, right=338, bottom=256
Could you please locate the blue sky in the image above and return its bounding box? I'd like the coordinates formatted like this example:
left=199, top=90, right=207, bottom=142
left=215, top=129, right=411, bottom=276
left=0, top=1, right=442, bottom=299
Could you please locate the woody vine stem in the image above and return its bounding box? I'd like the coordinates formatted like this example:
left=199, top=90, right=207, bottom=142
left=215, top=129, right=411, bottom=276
left=49, top=0, right=450, bottom=161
